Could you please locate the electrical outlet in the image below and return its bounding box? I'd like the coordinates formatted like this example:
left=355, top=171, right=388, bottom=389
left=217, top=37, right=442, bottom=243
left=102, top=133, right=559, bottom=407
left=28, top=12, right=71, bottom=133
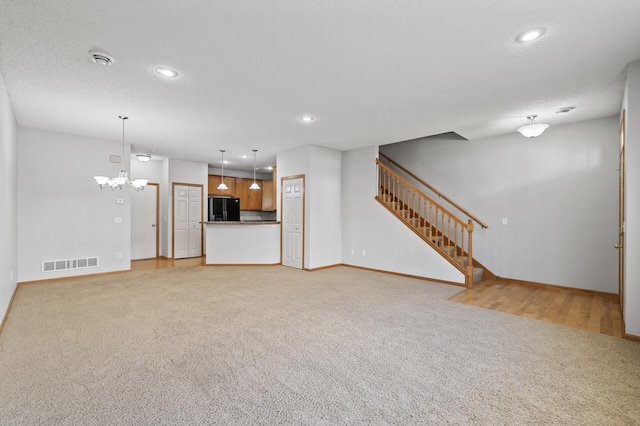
left=114, top=217, right=122, bottom=224
left=351, top=249, right=355, bottom=254
left=116, top=252, right=122, bottom=259
left=362, top=249, right=366, bottom=256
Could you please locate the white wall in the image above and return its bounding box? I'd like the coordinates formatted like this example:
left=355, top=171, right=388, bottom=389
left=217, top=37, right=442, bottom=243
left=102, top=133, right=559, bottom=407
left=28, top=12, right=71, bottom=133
left=342, top=146, right=464, bottom=283
left=623, top=60, right=640, bottom=337
left=308, top=145, right=342, bottom=268
left=277, top=145, right=342, bottom=269
left=165, top=159, right=208, bottom=258
left=0, top=69, right=18, bottom=321
left=277, top=145, right=311, bottom=267
left=17, top=127, right=131, bottom=282
left=380, top=116, right=619, bottom=292
left=208, top=166, right=272, bottom=181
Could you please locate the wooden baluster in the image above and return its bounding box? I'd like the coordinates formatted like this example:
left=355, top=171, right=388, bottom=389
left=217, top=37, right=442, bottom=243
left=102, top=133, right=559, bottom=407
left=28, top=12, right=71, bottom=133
left=423, top=198, right=427, bottom=233
left=453, top=222, right=458, bottom=261
left=442, top=215, right=451, bottom=257
left=378, top=164, right=382, bottom=197
left=466, top=220, right=474, bottom=288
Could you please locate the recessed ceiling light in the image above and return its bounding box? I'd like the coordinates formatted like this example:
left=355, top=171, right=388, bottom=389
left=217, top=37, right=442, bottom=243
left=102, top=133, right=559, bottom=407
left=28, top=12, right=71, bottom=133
left=555, top=106, right=576, bottom=115
left=241, top=155, right=249, bottom=159
left=266, top=166, right=273, bottom=171
left=516, top=28, right=546, bottom=43
left=299, top=115, right=314, bottom=122
left=155, top=67, right=179, bottom=78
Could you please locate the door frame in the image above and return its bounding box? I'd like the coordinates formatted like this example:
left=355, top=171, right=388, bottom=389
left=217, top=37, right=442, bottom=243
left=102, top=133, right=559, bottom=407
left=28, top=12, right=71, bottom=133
left=149, top=182, right=160, bottom=258
left=171, top=182, right=204, bottom=259
left=618, top=111, right=626, bottom=315
left=130, top=182, right=159, bottom=260
left=281, top=174, right=305, bottom=269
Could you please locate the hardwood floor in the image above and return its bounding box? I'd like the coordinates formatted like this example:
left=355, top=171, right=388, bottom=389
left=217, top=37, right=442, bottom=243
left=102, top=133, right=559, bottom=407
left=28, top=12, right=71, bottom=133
left=449, top=279, right=623, bottom=338
left=131, top=256, right=206, bottom=272
left=131, top=259, right=624, bottom=338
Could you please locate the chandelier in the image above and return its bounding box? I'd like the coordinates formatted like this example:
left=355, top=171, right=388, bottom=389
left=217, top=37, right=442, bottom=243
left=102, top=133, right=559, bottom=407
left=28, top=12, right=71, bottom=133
left=93, top=116, right=149, bottom=191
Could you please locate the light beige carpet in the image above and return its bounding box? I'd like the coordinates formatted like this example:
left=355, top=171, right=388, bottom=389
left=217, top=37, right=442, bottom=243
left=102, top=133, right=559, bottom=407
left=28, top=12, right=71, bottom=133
left=1, top=265, right=639, bottom=425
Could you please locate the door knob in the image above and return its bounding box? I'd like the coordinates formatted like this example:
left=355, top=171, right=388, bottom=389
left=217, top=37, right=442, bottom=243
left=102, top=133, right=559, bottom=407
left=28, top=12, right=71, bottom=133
left=152, top=224, right=156, bottom=227
left=614, top=244, right=622, bottom=249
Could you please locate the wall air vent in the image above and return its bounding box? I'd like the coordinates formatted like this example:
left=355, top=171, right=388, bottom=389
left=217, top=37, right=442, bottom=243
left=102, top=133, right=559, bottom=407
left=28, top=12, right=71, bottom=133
left=42, top=257, right=99, bottom=273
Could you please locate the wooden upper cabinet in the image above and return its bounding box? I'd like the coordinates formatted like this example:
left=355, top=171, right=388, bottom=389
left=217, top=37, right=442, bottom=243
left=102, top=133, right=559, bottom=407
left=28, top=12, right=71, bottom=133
left=261, top=180, right=274, bottom=211
left=235, top=178, right=263, bottom=211
left=208, top=175, right=235, bottom=196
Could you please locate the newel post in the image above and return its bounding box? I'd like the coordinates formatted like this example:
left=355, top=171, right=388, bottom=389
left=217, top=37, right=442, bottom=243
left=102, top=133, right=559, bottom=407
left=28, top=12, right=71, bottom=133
left=465, top=220, right=474, bottom=289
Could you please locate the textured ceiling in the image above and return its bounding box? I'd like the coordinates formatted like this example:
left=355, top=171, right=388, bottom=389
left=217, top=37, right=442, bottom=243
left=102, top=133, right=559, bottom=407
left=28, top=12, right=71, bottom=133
left=1, top=1, right=639, bottom=171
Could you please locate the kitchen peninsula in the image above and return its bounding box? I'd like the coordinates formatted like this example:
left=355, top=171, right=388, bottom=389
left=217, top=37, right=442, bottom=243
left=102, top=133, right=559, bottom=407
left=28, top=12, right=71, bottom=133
left=205, top=221, right=281, bottom=265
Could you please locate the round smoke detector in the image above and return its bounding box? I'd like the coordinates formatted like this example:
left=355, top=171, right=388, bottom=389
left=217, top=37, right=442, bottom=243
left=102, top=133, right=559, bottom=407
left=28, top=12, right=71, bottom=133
left=88, top=51, right=114, bottom=66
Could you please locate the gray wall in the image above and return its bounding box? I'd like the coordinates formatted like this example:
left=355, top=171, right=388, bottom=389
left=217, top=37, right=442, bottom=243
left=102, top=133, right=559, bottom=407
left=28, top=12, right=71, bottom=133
left=17, top=127, right=132, bottom=282
left=380, top=116, right=619, bottom=293
left=341, top=145, right=464, bottom=283
left=623, top=60, right=640, bottom=337
left=277, top=145, right=342, bottom=269
left=0, top=69, right=18, bottom=321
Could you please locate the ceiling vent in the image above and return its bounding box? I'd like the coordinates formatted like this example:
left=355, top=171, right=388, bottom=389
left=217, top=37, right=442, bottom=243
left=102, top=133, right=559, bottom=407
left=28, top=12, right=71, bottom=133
left=88, top=51, right=114, bottom=66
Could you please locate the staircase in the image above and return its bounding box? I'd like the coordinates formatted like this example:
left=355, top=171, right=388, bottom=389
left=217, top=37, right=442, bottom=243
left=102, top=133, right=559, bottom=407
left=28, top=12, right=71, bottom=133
left=376, top=158, right=486, bottom=288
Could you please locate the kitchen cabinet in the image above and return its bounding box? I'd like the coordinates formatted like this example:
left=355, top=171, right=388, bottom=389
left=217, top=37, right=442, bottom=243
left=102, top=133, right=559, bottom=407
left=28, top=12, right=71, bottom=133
left=261, top=180, right=274, bottom=211
left=208, top=175, right=235, bottom=196
left=235, top=178, right=263, bottom=211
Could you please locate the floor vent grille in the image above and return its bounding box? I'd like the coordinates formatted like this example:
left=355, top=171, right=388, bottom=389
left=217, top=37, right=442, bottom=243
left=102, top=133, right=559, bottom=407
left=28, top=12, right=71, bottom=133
left=42, top=257, right=99, bottom=273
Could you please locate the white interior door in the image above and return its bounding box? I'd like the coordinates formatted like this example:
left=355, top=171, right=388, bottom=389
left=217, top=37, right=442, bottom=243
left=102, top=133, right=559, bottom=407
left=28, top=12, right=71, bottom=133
left=282, top=177, right=304, bottom=269
left=188, top=186, right=202, bottom=258
left=131, top=183, right=158, bottom=260
left=174, top=185, right=189, bottom=259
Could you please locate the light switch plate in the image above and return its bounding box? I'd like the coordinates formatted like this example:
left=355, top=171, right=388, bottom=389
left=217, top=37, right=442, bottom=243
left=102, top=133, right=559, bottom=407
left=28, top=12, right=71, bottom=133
left=502, top=218, right=508, bottom=225
left=116, top=198, right=124, bottom=204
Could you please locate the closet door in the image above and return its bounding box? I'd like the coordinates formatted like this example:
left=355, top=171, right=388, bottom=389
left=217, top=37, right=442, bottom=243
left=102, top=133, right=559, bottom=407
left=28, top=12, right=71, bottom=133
left=173, top=184, right=203, bottom=259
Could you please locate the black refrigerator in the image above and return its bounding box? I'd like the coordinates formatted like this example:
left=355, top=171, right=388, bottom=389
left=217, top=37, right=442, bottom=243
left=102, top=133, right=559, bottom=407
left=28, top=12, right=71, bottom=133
left=208, top=196, right=240, bottom=221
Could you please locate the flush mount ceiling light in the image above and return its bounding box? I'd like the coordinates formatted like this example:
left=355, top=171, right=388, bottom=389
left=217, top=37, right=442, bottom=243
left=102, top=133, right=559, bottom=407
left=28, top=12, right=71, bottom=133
left=516, top=28, right=546, bottom=43
left=136, top=153, right=152, bottom=162
left=155, top=66, right=179, bottom=78
left=555, top=106, right=576, bottom=115
left=299, top=115, right=314, bottom=122
left=93, top=116, right=149, bottom=191
left=250, top=150, right=261, bottom=190
left=517, top=115, right=549, bottom=138
left=217, top=150, right=229, bottom=190
left=88, top=51, right=114, bottom=66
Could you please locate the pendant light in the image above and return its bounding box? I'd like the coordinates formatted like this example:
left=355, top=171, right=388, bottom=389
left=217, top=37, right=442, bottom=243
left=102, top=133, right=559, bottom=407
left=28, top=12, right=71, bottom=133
left=93, top=116, right=148, bottom=191
left=250, top=149, right=261, bottom=190
left=517, top=115, right=549, bottom=138
left=217, top=150, right=229, bottom=190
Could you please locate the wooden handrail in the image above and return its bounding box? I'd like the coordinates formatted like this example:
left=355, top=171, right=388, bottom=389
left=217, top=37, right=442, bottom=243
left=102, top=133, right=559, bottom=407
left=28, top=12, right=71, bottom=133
left=376, top=159, right=476, bottom=287
left=377, top=160, right=467, bottom=230
left=379, top=152, right=489, bottom=229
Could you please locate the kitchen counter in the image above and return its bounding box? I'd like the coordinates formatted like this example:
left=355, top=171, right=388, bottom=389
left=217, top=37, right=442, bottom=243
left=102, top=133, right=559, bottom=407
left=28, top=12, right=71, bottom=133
left=205, top=222, right=280, bottom=265
left=206, top=221, right=280, bottom=225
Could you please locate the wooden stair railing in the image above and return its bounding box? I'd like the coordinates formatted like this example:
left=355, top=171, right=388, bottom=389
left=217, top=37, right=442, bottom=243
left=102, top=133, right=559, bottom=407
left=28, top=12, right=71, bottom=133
left=376, top=158, right=476, bottom=288
left=379, top=152, right=489, bottom=229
